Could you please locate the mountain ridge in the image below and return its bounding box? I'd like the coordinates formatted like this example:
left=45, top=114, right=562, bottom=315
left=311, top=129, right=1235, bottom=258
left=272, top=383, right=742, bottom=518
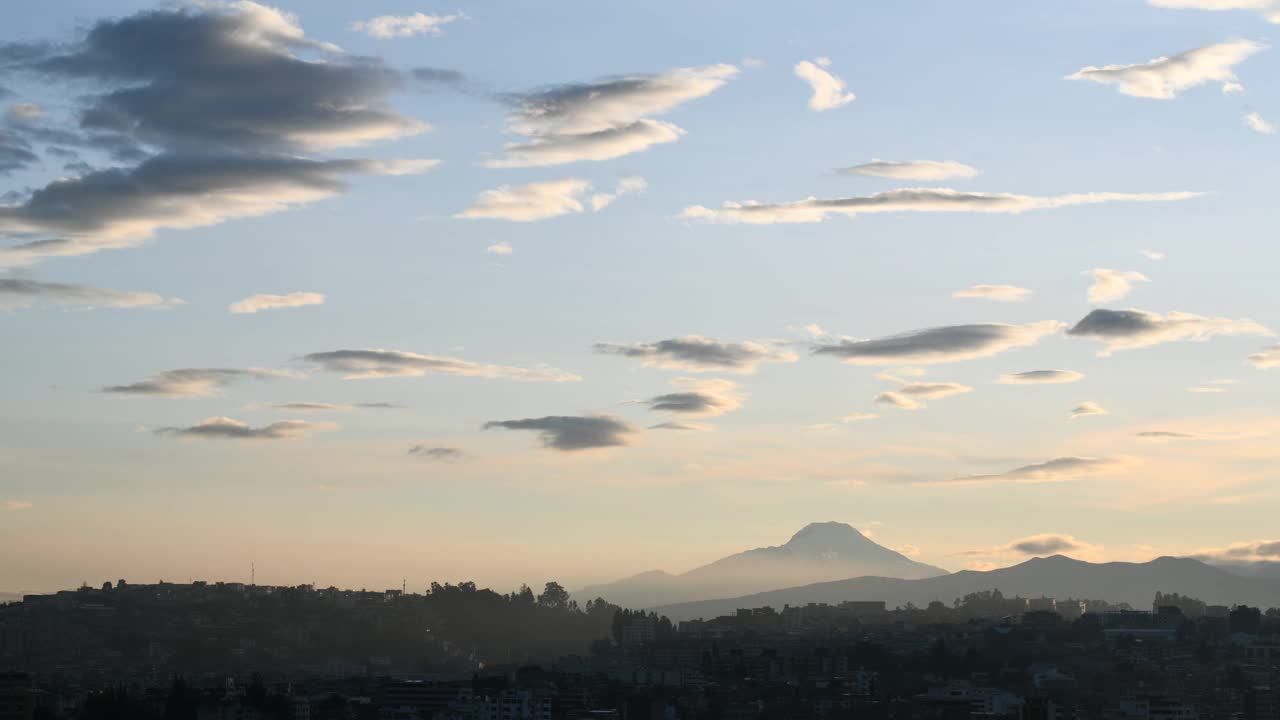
left=649, top=553, right=1280, bottom=621
left=577, top=522, right=947, bottom=609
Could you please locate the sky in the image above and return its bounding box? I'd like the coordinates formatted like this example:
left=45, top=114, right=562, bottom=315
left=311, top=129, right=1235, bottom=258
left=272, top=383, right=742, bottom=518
left=2, top=0, right=1280, bottom=595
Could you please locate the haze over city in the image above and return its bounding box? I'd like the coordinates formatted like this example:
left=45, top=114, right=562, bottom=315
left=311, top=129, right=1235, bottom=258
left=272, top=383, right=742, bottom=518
left=3, top=0, right=1280, bottom=599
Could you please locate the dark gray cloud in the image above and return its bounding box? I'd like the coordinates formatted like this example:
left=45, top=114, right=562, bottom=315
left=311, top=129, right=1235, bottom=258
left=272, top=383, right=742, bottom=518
left=303, top=348, right=579, bottom=382
left=0, top=276, right=181, bottom=310
left=0, top=155, right=436, bottom=264
left=105, top=368, right=294, bottom=397
left=0, top=130, right=37, bottom=174
left=814, top=321, right=1061, bottom=365
left=408, top=445, right=465, bottom=461
left=18, top=4, right=420, bottom=152
left=997, top=369, right=1084, bottom=384
left=483, top=414, right=636, bottom=451
left=643, top=378, right=742, bottom=416
left=156, top=416, right=325, bottom=440
left=0, top=3, right=437, bottom=264
left=937, top=456, right=1132, bottom=485
left=410, top=67, right=466, bottom=87
left=1067, top=308, right=1271, bottom=354
left=1009, top=535, right=1082, bottom=554
left=594, top=336, right=796, bottom=373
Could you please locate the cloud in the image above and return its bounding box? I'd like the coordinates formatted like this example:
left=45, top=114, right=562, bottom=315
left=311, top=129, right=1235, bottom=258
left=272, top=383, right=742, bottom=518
left=304, top=348, right=581, bottom=382
left=649, top=421, right=712, bottom=431
left=2, top=500, right=33, bottom=511
left=14, top=2, right=425, bottom=151
left=1067, top=308, right=1272, bottom=354
left=997, top=370, right=1085, bottom=385
left=105, top=368, right=294, bottom=397
left=156, top=416, right=329, bottom=440
left=1191, top=539, right=1280, bottom=563
left=1141, top=248, right=1166, bottom=260
left=483, top=414, right=636, bottom=451
left=408, top=445, right=465, bottom=461
left=262, top=401, right=399, bottom=412
left=1067, top=39, right=1265, bottom=99
left=594, top=336, right=797, bottom=373
left=0, top=277, right=182, bottom=310
left=1248, top=345, right=1280, bottom=368
left=4, top=103, right=42, bottom=122
left=485, top=120, right=685, bottom=168
left=841, top=412, right=879, bottom=422
left=643, top=378, right=743, bottom=416
left=0, top=3, right=438, bottom=264
left=953, top=284, right=1031, bottom=302
left=229, top=291, right=325, bottom=314
left=680, top=187, right=1201, bottom=224
left=814, top=321, right=1062, bottom=365
left=959, top=534, right=1101, bottom=558
left=485, top=64, right=737, bottom=166
left=590, top=176, right=648, bottom=211
left=351, top=12, right=462, bottom=38
left=794, top=58, right=856, bottom=111
left=486, top=241, right=513, bottom=256
left=938, top=456, right=1132, bottom=486
left=1136, top=428, right=1264, bottom=442
left=839, top=159, right=979, bottom=181
left=454, top=178, right=591, bottom=222
left=1149, top=0, right=1280, bottom=24
left=1, top=155, right=439, bottom=265
left=875, top=391, right=920, bottom=410
left=1244, top=111, right=1277, bottom=134
left=0, top=130, right=39, bottom=175
left=875, top=378, right=973, bottom=410
left=1070, top=401, right=1108, bottom=419
left=1087, top=268, right=1149, bottom=303
left=1187, top=385, right=1227, bottom=393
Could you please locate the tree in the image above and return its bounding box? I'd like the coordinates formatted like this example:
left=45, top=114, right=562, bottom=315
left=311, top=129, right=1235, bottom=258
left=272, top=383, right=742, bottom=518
left=537, top=581, right=570, bottom=610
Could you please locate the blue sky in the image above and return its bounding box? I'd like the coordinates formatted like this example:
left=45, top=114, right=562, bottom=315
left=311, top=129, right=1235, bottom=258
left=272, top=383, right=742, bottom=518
left=2, top=0, right=1279, bottom=593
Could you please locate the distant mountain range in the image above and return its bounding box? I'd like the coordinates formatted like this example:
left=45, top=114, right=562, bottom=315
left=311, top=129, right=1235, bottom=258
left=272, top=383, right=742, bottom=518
left=577, top=522, right=946, bottom=609
left=651, top=554, right=1280, bottom=621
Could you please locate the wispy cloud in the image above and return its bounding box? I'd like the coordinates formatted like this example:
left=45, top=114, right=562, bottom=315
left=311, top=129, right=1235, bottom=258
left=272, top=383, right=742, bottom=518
left=304, top=349, right=581, bottom=382
left=680, top=187, right=1201, bottom=224
left=997, top=370, right=1084, bottom=385
left=2, top=500, right=33, bottom=511
left=408, top=445, right=466, bottom=461
left=1244, top=111, right=1277, bottom=134
left=814, top=321, right=1062, bottom=365
left=1067, top=39, right=1265, bottom=98
left=1141, top=248, right=1166, bottom=260
left=456, top=178, right=640, bottom=221
left=1248, top=345, right=1280, bottom=368
left=1086, top=269, right=1149, bottom=303
left=484, top=414, right=636, bottom=451
left=351, top=12, right=463, bottom=38
left=958, top=533, right=1102, bottom=558
left=839, top=159, right=979, bottom=181
left=156, top=417, right=332, bottom=441
left=485, top=64, right=737, bottom=167
left=1070, top=401, right=1108, bottom=419
left=794, top=57, right=856, bottom=111
left=874, top=377, right=973, bottom=411
left=595, top=336, right=797, bottom=373
left=1, top=277, right=182, bottom=310
left=1149, top=0, right=1280, bottom=24
left=105, top=368, right=295, bottom=398
left=229, top=292, right=325, bottom=314
left=1067, top=308, right=1272, bottom=354
left=937, top=456, right=1132, bottom=485
left=953, top=284, right=1031, bottom=302
left=486, top=241, right=514, bottom=256
left=1190, top=538, right=1280, bottom=563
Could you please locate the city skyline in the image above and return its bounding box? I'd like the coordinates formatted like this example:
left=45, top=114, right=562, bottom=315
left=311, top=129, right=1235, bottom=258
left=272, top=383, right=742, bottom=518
left=3, top=0, right=1280, bottom=594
